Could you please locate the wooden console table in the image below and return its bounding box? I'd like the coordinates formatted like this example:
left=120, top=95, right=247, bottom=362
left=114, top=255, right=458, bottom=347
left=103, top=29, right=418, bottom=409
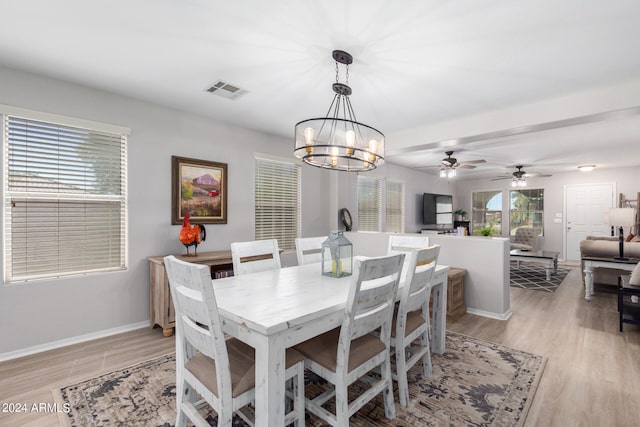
left=148, top=250, right=235, bottom=336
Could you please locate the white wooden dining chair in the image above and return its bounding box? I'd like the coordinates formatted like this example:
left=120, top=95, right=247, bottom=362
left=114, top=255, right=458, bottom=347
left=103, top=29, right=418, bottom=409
left=164, top=256, right=305, bottom=427
left=295, top=236, right=326, bottom=265
left=387, top=234, right=432, bottom=294
left=387, top=234, right=430, bottom=253
left=388, top=245, right=440, bottom=407
left=230, top=239, right=281, bottom=276
left=294, top=253, right=405, bottom=426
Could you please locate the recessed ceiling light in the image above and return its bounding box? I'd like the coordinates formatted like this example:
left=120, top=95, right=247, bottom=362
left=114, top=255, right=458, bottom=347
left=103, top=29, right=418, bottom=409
left=578, top=164, right=596, bottom=172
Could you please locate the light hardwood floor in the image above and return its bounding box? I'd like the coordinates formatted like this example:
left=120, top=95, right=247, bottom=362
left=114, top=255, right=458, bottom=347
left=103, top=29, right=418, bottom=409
left=1, top=266, right=639, bottom=427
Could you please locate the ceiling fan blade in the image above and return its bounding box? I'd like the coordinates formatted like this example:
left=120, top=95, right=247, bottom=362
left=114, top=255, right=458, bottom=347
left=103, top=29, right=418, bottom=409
left=458, top=164, right=477, bottom=169
left=524, top=173, right=552, bottom=178
left=490, top=177, right=511, bottom=181
left=460, top=159, right=486, bottom=165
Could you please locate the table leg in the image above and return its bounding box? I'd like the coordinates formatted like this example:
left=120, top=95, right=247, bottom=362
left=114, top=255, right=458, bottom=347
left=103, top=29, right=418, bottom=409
left=545, top=262, right=552, bottom=281
left=430, top=276, right=447, bottom=355
left=584, top=265, right=594, bottom=301
left=553, top=257, right=558, bottom=274
left=254, top=335, right=286, bottom=427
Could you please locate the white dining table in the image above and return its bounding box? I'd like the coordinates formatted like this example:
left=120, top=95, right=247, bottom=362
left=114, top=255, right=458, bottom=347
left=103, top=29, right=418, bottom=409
left=212, top=262, right=449, bottom=427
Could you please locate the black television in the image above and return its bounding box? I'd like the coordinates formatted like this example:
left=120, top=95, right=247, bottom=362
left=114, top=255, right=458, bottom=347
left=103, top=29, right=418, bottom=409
left=423, top=193, right=453, bottom=226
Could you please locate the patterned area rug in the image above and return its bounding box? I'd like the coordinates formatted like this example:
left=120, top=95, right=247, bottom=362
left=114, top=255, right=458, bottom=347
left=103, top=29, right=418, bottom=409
left=510, top=260, right=572, bottom=292
left=54, top=332, right=545, bottom=427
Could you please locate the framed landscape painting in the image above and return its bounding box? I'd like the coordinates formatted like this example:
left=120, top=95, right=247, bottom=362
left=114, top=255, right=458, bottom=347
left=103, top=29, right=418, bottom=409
left=172, top=156, right=228, bottom=224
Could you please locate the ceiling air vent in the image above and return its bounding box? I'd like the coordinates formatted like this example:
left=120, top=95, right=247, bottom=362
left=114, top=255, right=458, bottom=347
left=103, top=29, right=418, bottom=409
left=205, top=80, right=247, bottom=100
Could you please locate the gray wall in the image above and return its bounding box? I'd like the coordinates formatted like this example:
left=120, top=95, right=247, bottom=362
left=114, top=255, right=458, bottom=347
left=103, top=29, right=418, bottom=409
left=346, top=231, right=512, bottom=319
left=454, top=166, right=640, bottom=258
left=335, top=162, right=456, bottom=234
left=0, top=67, right=334, bottom=354
left=0, top=67, right=448, bottom=356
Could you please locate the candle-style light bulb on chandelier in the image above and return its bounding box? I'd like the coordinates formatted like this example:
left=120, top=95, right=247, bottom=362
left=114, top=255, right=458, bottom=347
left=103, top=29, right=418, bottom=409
left=294, top=50, right=384, bottom=171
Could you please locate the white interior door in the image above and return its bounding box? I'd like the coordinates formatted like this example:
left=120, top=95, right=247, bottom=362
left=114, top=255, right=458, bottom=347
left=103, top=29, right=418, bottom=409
left=564, top=183, right=615, bottom=261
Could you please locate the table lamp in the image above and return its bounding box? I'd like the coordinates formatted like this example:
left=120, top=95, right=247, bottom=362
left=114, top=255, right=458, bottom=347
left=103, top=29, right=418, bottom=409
left=607, top=207, right=637, bottom=260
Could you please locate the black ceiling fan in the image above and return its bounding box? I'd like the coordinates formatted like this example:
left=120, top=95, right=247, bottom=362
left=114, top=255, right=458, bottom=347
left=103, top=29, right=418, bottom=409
left=439, top=151, right=486, bottom=169
left=491, top=165, right=552, bottom=181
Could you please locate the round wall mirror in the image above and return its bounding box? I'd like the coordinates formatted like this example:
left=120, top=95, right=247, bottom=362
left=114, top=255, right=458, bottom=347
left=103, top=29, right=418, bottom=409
left=340, top=208, right=352, bottom=231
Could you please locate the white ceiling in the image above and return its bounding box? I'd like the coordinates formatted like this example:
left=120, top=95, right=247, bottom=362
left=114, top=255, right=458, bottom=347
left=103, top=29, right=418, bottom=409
left=1, top=0, right=640, bottom=180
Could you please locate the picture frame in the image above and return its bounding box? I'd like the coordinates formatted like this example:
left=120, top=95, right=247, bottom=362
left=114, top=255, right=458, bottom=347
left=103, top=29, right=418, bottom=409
left=172, top=156, right=228, bottom=224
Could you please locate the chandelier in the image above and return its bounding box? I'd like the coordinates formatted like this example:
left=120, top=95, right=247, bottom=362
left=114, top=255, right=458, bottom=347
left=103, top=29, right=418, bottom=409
left=294, top=50, right=384, bottom=171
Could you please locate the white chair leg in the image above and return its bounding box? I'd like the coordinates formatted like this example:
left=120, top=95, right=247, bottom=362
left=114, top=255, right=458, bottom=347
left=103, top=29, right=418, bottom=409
left=293, top=363, right=305, bottom=426
left=176, top=406, right=188, bottom=427
left=180, top=383, right=201, bottom=427
left=335, top=381, right=349, bottom=427
left=175, top=377, right=187, bottom=427
left=381, top=357, right=396, bottom=420
left=395, top=344, right=410, bottom=407
left=420, top=330, right=433, bottom=377
left=217, top=406, right=234, bottom=427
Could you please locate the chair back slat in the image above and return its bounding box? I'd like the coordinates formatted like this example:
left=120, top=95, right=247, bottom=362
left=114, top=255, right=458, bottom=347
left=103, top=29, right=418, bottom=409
left=231, top=239, right=281, bottom=275
left=387, top=235, right=430, bottom=253
left=405, top=246, right=440, bottom=313
left=295, top=236, right=326, bottom=265
left=341, top=254, right=404, bottom=345
left=164, top=256, right=232, bottom=394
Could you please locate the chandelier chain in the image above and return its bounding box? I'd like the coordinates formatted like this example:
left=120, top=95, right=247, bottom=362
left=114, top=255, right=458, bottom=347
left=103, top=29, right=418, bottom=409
left=334, top=60, right=350, bottom=86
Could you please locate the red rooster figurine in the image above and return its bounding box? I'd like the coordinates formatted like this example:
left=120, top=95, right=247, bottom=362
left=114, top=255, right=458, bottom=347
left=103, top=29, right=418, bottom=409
left=179, top=214, right=206, bottom=256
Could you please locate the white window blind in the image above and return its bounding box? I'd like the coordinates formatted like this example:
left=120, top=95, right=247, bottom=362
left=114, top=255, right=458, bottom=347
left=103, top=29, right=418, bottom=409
left=357, top=175, right=382, bottom=232
left=254, top=156, right=301, bottom=251
left=3, top=114, right=128, bottom=283
left=510, top=188, right=544, bottom=235
left=386, top=180, right=405, bottom=233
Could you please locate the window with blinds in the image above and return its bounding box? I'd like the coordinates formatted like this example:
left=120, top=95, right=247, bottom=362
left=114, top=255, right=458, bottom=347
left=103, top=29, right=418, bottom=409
left=254, top=156, right=301, bottom=251
left=386, top=180, right=405, bottom=233
left=357, top=175, right=382, bottom=232
left=2, top=113, right=128, bottom=283
left=510, top=188, right=544, bottom=235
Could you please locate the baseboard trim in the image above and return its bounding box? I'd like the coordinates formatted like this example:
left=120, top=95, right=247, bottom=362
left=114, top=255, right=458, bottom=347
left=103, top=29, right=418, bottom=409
left=0, top=321, right=149, bottom=362
left=466, top=307, right=513, bottom=321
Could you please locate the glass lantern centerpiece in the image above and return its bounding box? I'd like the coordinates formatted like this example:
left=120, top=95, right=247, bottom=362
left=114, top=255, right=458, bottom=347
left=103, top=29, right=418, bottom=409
left=321, top=231, right=353, bottom=278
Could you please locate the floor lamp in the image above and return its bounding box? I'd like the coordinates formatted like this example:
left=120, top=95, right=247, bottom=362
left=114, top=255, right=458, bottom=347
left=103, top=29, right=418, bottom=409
left=608, top=208, right=636, bottom=260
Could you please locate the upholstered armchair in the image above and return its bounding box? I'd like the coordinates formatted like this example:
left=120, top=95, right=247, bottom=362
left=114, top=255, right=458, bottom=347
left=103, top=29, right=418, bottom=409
left=510, top=227, right=543, bottom=251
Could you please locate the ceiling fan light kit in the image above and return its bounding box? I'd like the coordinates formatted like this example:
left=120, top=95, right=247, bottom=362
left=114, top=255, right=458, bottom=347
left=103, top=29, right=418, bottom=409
left=511, top=165, right=527, bottom=187
left=512, top=177, right=527, bottom=187
left=438, top=151, right=484, bottom=179
left=294, top=50, right=384, bottom=172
